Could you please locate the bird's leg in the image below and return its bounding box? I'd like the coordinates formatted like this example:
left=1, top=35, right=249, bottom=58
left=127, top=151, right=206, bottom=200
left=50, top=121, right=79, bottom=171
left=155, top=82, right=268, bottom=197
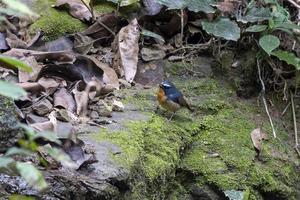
left=155, top=105, right=160, bottom=113
left=168, top=112, right=176, bottom=121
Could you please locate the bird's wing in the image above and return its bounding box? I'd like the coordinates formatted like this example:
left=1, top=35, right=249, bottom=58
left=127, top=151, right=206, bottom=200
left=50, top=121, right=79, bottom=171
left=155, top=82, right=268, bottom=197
left=178, top=95, right=193, bottom=111
left=168, top=91, right=182, bottom=103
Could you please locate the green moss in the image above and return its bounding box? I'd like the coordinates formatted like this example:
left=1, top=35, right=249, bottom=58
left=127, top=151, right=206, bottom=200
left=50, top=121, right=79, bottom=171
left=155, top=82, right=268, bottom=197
left=93, top=1, right=116, bottom=13
left=30, top=1, right=87, bottom=41
left=180, top=102, right=298, bottom=199
left=91, top=77, right=298, bottom=199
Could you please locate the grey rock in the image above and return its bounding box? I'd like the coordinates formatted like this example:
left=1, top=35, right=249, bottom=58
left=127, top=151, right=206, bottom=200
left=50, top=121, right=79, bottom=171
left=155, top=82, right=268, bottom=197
left=0, top=96, right=23, bottom=152
left=32, top=98, right=53, bottom=116
left=141, top=47, right=166, bottom=61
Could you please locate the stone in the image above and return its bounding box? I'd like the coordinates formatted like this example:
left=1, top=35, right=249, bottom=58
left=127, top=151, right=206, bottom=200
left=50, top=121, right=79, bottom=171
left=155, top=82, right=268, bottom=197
left=112, top=100, right=124, bottom=112
left=141, top=47, right=166, bottom=61
left=32, top=98, right=53, bottom=116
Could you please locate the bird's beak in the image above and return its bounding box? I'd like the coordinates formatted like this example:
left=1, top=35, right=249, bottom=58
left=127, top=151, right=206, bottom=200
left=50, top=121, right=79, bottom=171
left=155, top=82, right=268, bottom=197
left=159, top=84, right=163, bottom=88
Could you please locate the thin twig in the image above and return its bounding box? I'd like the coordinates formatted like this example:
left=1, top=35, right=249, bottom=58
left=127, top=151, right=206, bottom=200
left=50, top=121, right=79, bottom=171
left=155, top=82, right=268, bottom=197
left=286, top=0, right=300, bottom=9
left=281, top=102, right=291, bottom=116
left=290, top=91, right=299, bottom=150
left=180, top=9, right=184, bottom=47
left=257, top=59, right=277, bottom=138
left=96, top=18, right=116, bottom=36
left=168, top=39, right=212, bottom=55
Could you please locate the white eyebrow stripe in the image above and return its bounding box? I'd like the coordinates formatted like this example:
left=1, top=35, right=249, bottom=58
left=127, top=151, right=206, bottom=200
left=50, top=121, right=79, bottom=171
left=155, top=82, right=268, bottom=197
left=162, top=83, right=171, bottom=87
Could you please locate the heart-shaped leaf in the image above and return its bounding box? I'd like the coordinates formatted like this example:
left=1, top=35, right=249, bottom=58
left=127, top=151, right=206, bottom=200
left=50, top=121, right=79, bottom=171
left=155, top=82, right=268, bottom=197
left=271, top=50, right=300, bottom=70
left=0, top=81, right=26, bottom=99
left=16, top=162, right=47, bottom=191
left=245, top=25, right=267, bottom=32
left=202, top=18, right=240, bottom=41
left=259, top=35, right=280, bottom=55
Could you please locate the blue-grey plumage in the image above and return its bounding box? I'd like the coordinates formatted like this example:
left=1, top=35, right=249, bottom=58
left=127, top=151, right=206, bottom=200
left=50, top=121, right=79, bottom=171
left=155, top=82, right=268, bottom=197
left=157, top=80, right=193, bottom=120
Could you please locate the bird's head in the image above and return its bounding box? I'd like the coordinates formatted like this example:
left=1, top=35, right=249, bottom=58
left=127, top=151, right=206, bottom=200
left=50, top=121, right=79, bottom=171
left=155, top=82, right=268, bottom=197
left=159, top=80, right=174, bottom=89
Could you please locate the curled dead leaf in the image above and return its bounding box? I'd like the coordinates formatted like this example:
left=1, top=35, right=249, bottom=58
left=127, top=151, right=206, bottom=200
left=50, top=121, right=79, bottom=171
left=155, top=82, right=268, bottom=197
left=112, top=18, right=140, bottom=83
left=250, top=128, right=268, bottom=153
left=55, top=0, right=92, bottom=22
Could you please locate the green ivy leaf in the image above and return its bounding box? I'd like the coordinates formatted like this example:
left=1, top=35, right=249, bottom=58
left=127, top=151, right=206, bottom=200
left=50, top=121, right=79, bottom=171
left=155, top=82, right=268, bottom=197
left=16, top=162, right=47, bottom=191
left=185, top=0, right=215, bottom=13
left=259, top=35, right=280, bottom=55
left=202, top=18, right=240, bottom=41
left=33, top=132, right=61, bottom=145
left=45, top=146, right=77, bottom=169
left=156, top=0, right=186, bottom=9
left=156, top=0, right=215, bottom=13
left=0, top=81, right=26, bottom=99
left=237, top=7, right=271, bottom=23
left=245, top=25, right=267, bottom=32
left=5, top=147, right=32, bottom=157
left=106, top=0, right=139, bottom=7
left=141, top=29, right=165, bottom=43
left=274, top=22, right=300, bottom=31
left=0, top=157, right=14, bottom=168
left=271, top=50, right=300, bottom=70
left=2, top=0, right=35, bottom=16
left=0, top=56, right=32, bottom=72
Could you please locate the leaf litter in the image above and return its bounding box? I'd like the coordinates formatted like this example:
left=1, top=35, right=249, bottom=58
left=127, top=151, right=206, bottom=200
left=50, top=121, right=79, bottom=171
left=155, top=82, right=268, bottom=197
left=0, top=0, right=220, bottom=171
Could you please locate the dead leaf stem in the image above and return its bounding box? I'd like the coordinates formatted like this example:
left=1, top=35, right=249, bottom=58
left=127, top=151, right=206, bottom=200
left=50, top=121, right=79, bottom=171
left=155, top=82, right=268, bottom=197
left=257, top=59, right=277, bottom=138
left=180, top=9, right=184, bottom=47
left=96, top=18, right=116, bottom=36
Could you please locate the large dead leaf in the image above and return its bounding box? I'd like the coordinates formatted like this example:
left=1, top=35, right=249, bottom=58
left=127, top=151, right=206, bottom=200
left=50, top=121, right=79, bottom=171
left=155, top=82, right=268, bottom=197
left=37, top=64, right=83, bottom=83
left=4, top=48, right=76, bottom=64
left=85, top=55, right=119, bottom=89
left=82, top=13, right=119, bottom=47
left=37, top=77, right=65, bottom=95
left=250, top=128, right=268, bottom=153
left=18, top=56, right=42, bottom=83
left=55, top=0, right=92, bottom=22
left=112, top=18, right=140, bottom=83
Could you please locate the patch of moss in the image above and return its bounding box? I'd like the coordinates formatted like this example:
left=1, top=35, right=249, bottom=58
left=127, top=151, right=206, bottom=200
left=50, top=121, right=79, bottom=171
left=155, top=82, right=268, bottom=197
left=92, top=77, right=298, bottom=199
left=93, top=1, right=116, bottom=14
left=180, top=104, right=298, bottom=199
left=30, top=1, right=87, bottom=41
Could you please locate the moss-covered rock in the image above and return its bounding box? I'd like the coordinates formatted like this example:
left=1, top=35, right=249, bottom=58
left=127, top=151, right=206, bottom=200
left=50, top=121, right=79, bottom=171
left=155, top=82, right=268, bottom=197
left=88, top=74, right=300, bottom=199
left=30, top=0, right=117, bottom=41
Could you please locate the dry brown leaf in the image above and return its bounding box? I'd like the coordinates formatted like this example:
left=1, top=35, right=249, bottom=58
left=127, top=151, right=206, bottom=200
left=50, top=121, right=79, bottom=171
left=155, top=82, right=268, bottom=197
left=216, top=0, right=237, bottom=14
left=37, top=77, right=62, bottom=95
left=5, top=30, right=27, bottom=49
left=4, top=48, right=76, bottom=64
left=18, top=56, right=42, bottom=83
left=85, top=55, right=119, bottom=89
left=73, top=33, right=94, bottom=54
left=83, top=13, right=118, bottom=46
left=55, top=0, right=92, bottom=22
left=112, top=18, right=140, bottom=83
left=53, top=87, right=76, bottom=113
left=250, top=128, right=268, bottom=152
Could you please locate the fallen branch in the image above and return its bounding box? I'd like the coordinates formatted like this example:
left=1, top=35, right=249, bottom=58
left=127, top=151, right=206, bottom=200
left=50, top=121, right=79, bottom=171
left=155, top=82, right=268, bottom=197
left=257, top=59, right=277, bottom=138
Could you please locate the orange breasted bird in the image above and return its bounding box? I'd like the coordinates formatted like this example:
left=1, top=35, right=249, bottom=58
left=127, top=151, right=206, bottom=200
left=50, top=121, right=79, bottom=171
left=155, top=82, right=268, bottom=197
left=157, top=80, right=193, bottom=120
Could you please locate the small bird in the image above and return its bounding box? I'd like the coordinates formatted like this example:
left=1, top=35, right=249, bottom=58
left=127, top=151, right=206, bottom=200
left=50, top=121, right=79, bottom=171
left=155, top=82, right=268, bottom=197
left=157, top=80, right=193, bottom=120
